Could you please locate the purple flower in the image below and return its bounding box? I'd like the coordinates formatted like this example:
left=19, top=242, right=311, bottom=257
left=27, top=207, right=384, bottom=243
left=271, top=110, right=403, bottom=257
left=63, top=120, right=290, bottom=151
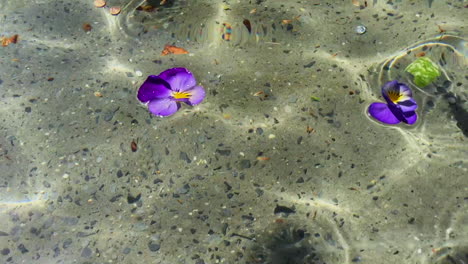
left=368, top=80, right=418, bottom=125
left=137, top=67, right=206, bottom=117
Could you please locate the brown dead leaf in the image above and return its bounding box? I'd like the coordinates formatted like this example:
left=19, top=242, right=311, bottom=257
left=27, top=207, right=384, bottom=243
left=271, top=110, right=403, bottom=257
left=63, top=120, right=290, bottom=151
left=1, top=34, right=19, bottom=47
left=136, top=5, right=156, bottom=12
left=82, top=23, right=92, bottom=32
left=161, top=45, right=189, bottom=56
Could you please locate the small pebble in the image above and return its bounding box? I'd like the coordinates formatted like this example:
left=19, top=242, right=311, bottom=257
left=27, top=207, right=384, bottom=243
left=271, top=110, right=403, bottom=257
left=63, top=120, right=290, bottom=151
left=447, top=96, right=456, bottom=105
left=1, top=248, right=10, bottom=255
left=81, top=247, right=92, bottom=258
left=148, top=242, right=160, bottom=252
left=135, top=70, right=143, bottom=77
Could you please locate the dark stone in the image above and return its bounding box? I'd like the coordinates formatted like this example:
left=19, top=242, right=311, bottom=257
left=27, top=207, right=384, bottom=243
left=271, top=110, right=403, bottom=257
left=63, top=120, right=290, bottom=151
left=176, top=184, right=190, bottom=194
left=17, top=244, right=28, bottom=254
left=296, top=177, right=304, bottom=183
left=81, top=247, right=92, bottom=258
left=304, top=61, right=316, bottom=68
left=216, top=149, right=231, bottom=156
left=274, top=205, right=296, bottom=215
left=255, top=188, right=264, bottom=197
left=1, top=248, right=10, bottom=255
left=53, top=245, right=60, bottom=257
left=25, top=107, right=31, bottom=113
left=223, top=181, right=232, bottom=191
left=127, top=193, right=141, bottom=204
left=148, top=242, right=160, bottom=252
left=153, top=178, right=163, bottom=184
left=239, top=159, right=251, bottom=169
left=179, top=152, right=191, bottom=163
left=109, top=194, right=123, bottom=202
left=116, top=170, right=123, bottom=178
left=63, top=238, right=72, bottom=249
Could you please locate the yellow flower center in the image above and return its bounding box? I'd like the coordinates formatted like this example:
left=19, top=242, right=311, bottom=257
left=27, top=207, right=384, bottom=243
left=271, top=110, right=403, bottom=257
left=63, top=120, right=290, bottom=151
left=387, top=90, right=402, bottom=103
left=172, top=91, right=191, bottom=99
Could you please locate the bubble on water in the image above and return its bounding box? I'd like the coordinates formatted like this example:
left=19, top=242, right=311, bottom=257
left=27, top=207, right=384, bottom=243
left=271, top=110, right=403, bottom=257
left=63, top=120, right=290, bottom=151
left=355, top=25, right=367, bottom=35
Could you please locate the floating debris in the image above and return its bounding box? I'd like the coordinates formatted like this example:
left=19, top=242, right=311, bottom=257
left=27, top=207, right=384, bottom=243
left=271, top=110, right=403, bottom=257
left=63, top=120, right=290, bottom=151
left=222, top=23, right=232, bottom=41
left=161, top=45, right=189, bottom=56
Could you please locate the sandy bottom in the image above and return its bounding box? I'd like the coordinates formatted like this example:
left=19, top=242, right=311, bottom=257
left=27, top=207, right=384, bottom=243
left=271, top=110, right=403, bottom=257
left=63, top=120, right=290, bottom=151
left=0, top=0, right=467, bottom=263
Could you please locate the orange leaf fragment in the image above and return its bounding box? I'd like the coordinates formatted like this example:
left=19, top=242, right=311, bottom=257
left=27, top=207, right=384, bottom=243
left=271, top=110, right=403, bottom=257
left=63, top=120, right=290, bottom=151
left=161, top=45, right=189, bottom=56
left=110, top=6, right=121, bottom=15
left=282, top=19, right=293, bottom=24
left=1, top=34, right=19, bottom=47
left=256, top=156, right=270, bottom=161
left=94, top=0, right=106, bottom=8
left=352, top=0, right=360, bottom=7
left=415, top=52, right=426, bottom=57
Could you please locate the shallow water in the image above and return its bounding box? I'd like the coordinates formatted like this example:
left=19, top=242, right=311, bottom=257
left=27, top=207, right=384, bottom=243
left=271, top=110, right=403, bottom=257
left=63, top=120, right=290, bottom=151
left=0, top=0, right=467, bottom=263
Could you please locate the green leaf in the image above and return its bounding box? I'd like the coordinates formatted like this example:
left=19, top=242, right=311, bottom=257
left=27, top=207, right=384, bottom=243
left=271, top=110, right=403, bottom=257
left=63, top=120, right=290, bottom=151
left=310, top=96, right=320, bottom=102
left=405, top=57, right=441, bottom=87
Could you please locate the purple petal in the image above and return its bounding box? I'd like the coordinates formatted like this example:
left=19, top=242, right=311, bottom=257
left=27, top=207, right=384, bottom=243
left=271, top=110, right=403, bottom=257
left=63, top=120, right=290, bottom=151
left=147, top=98, right=180, bottom=117
left=368, top=102, right=401, bottom=124
left=397, top=82, right=412, bottom=97
left=158, top=68, right=197, bottom=92
left=382, top=80, right=399, bottom=95
left=137, top=75, right=172, bottom=103
left=186, top=85, right=206, bottom=105
left=397, top=97, right=418, bottom=112
left=402, top=111, right=418, bottom=125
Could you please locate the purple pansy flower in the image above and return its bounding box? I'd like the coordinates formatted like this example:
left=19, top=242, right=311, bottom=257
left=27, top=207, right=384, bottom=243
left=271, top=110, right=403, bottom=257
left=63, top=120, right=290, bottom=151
left=137, top=67, right=206, bottom=117
left=368, top=80, right=418, bottom=125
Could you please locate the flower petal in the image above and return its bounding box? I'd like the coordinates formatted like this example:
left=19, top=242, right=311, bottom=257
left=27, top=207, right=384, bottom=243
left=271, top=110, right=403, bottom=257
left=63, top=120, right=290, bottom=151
left=147, top=98, right=180, bottom=117
left=382, top=80, right=399, bottom=94
left=186, top=85, right=206, bottom=105
left=158, top=67, right=196, bottom=92
left=402, top=111, right=418, bottom=125
left=368, top=102, right=401, bottom=124
left=397, top=82, right=413, bottom=97
left=397, top=97, right=418, bottom=112
left=137, top=75, right=172, bottom=103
